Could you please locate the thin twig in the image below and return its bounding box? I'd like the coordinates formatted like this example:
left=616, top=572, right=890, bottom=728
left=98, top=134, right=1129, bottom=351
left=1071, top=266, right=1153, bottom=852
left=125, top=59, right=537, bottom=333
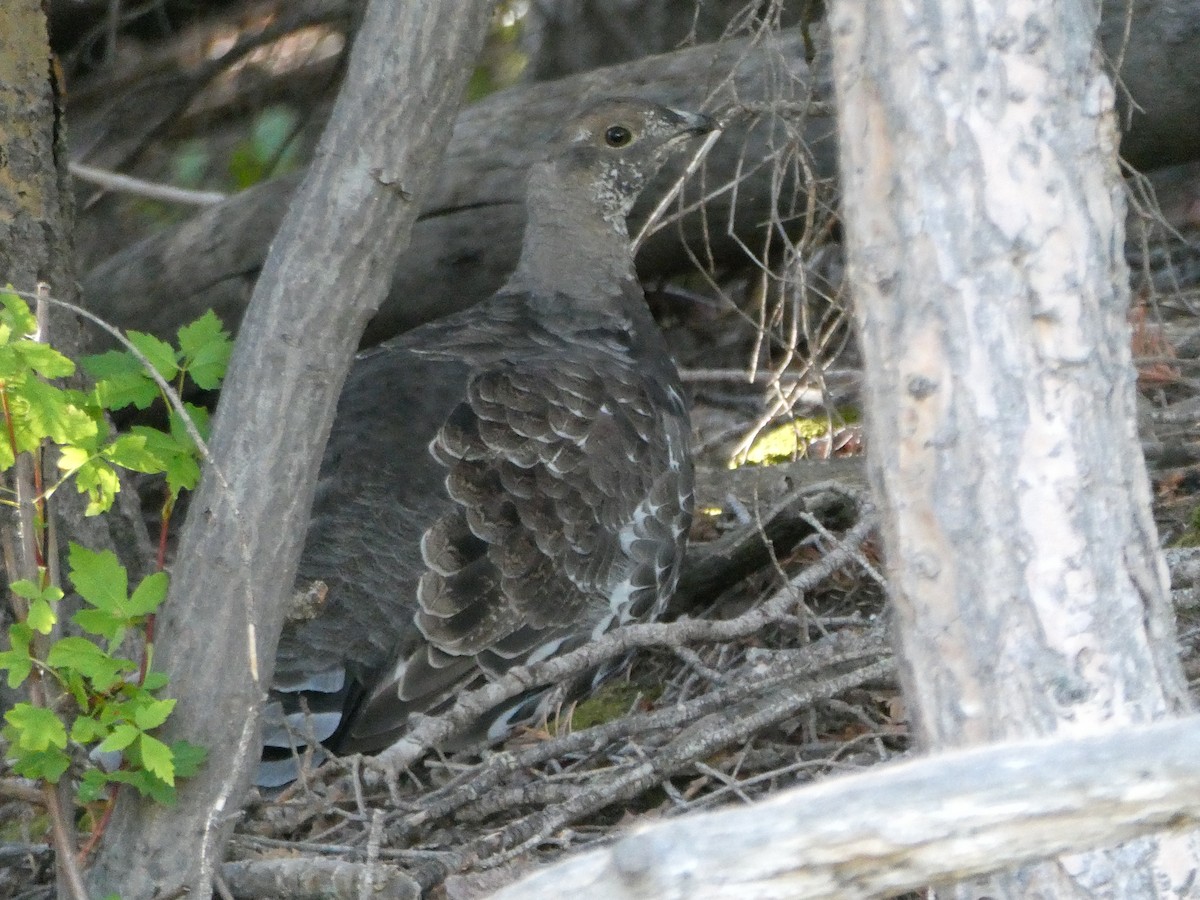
left=69, top=162, right=227, bottom=206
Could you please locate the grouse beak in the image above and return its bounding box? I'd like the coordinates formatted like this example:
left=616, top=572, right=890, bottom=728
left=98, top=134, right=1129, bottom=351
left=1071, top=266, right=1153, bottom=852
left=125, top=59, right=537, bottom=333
left=669, top=108, right=720, bottom=138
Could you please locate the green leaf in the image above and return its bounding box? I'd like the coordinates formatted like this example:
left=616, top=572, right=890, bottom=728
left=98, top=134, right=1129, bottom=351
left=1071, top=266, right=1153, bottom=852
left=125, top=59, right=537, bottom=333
left=71, top=714, right=109, bottom=744
left=104, top=433, right=167, bottom=475
left=126, top=331, right=179, bottom=382
left=0, top=345, right=24, bottom=379
left=26, top=597, right=57, bottom=634
left=142, top=670, right=169, bottom=691
left=176, top=311, right=224, bottom=356
left=72, top=608, right=124, bottom=642
left=10, top=579, right=62, bottom=603
left=97, top=722, right=139, bottom=753
left=14, top=341, right=75, bottom=378
left=82, top=350, right=160, bottom=411
left=57, top=444, right=94, bottom=476
left=9, top=746, right=71, bottom=782
left=171, top=403, right=212, bottom=446
left=0, top=623, right=34, bottom=687
left=133, top=424, right=202, bottom=496
left=177, top=311, right=231, bottom=391
left=17, top=377, right=98, bottom=447
left=46, top=637, right=134, bottom=690
left=127, top=571, right=168, bottom=616
left=68, top=543, right=128, bottom=613
left=5, top=703, right=67, bottom=751
left=0, top=290, right=37, bottom=337
left=9, top=580, right=39, bottom=600
left=77, top=768, right=112, bottom=804
left=62, top=667, right=90, bottom=707
left=171, top=740, right=207, bottom=778
left=71, top=456, right=122, bottom=516
left=109, top=766, right=175, bottom=804
left=133, top=697, right=175, bottom=730
left=138, top=733, right=175, bottom=785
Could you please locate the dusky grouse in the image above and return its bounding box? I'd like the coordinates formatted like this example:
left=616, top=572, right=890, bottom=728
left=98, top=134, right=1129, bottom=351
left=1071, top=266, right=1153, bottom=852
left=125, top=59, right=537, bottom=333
left=261, top=98, right=715, bottom=784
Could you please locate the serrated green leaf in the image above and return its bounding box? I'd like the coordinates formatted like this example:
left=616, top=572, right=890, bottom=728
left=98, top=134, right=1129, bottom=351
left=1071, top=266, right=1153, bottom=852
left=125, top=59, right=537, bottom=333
left=46, top=636, right=133, bottom=689
left=83, top=350, right=161, bottom=411
left=128, top=571, right=168, bottom=616
left=0, top=290, right=37, bottom=337
left=110, top=766, right=175, bottom=804
left=133, top=697, right=175, bottom=730
left=10, top=579, right=61, bottom=602
left=0, top=629, right=33, bottom=686
left=6, top=621, right=33, bottom=651
left=57, top=444, right=93, bottom=475
left=5, top=703, right=67, bottom=751
left=72, top=457, right=122, bottom=516
left=133, top=423, right=202, bottom=496
left=171, top=740, right=207, bottom=777
left=72, top=608, right=124, bottom=642
left=138, top=733, right=175, bottom=785
left=97, top=722, right=139, bottom=753
left=177, top=312, right=231, bottom=391
left=63, top=667, right=90, bottom=707
left=127, top=331, right=179, bottom=382
left=14, top=341, right=75, bottom=378
left=81, top=348, right=143, bottom=381
left=185, top=341, right=231, bottom=391
left=9, top=746, right=71, bottom=782
left=16, top=377, right=98, bottom=447
left=142, top=670, right=169, bottom=691
left=104, top=433, right=167, bottom=475
left=170, top=403, right=212, bottom=446
left=77, top=768, right=112, bottom=803
left=177, top=312, right=224, bottom=356
left=27, top=598, right=56, bottom=634
left=71, top=714, right=109, bottom=744
left=81, top=348, right=141, bottom=381
left=68, top=543, right=128, bottom=612
left=0, top=346, right=27, bottom=381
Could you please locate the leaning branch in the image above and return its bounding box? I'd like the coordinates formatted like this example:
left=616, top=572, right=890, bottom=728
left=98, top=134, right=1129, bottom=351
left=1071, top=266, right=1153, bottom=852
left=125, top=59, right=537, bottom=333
left=486, top=716, right=1200, bottom=899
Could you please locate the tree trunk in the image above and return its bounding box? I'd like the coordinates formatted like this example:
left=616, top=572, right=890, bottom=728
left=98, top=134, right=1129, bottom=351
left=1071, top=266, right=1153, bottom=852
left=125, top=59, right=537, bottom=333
left=83, top=2, right=494, bottom=897
left=0, top=10, right=83, bottom=898
left=829, top=0, right=1199, bottom=896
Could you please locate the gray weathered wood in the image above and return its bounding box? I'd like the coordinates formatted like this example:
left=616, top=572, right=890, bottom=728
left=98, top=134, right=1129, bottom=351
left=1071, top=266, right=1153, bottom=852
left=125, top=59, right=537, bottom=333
left=79, top=4, right=1200, bottom=350
left=484, top=717, right=1200, bottom=900
left=80, top=26, right=826, bottom=346
left=830, top=0, right=1198, bottom=896
left=82, top=2, right=495, bottom=896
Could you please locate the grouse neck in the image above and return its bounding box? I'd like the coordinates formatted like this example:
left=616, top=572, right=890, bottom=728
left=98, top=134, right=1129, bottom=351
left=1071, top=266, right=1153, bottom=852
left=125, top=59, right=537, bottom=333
left=506, top=163, right=639, bottom=302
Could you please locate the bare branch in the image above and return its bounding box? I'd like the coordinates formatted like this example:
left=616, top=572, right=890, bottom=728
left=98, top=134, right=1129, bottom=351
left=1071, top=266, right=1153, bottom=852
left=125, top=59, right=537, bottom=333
left=485, top=717, right=1200, bottom=900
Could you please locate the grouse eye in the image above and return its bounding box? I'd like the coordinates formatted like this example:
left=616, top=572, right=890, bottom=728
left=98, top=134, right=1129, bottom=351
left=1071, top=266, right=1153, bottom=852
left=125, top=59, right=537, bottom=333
left=605, top=125, right=633, bottom=148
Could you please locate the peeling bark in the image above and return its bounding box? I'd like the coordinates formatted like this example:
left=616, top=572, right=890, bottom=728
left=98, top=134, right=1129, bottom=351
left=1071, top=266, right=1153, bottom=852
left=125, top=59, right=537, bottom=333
left=829, top=0, right=1198, bottom=895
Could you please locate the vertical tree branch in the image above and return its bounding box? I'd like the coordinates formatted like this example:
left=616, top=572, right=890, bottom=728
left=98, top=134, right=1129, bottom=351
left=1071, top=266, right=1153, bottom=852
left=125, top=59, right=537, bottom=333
left=84, top=2, right=496, bottom=896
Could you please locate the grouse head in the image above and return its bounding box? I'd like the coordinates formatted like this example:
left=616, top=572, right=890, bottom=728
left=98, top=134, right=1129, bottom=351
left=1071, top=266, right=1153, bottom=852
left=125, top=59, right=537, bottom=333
left=515, top=97, right=718, bottom=300
left=539, top=97, right=716, bottom=227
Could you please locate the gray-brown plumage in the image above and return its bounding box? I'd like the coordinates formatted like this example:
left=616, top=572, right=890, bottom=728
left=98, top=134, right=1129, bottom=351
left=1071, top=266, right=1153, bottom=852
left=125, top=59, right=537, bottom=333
left=261, top=98, right=715, bottom=784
